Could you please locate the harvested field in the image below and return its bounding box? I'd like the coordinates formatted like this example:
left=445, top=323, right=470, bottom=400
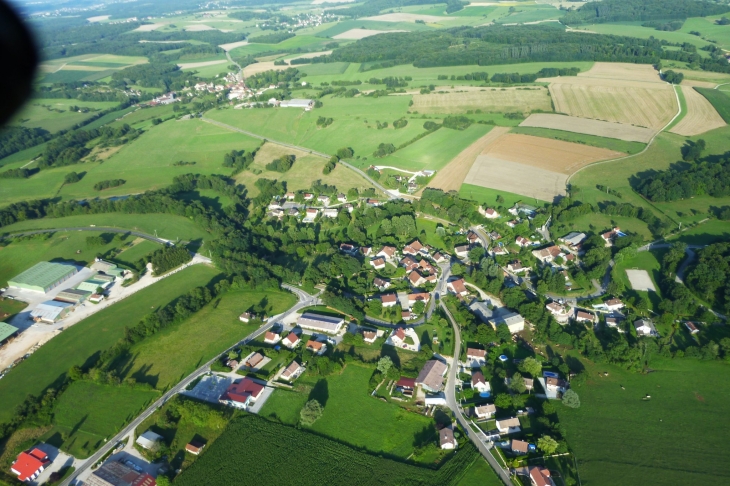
left=333, top=28, right=406, bottom=39
left=427, top=126, right=509, bottom=192
left=520, top=113, right=655, bottom=143
left=363, top=13, right=444, bottom=22
left=185, top=24, right=216, bottom=31
left=411, top=87, right=552, bottom=114
left=669, top=86, right=726, bottom=136
left=290, top=50, right=333, bottom=60
left=134, top=23, right=165, bottom=32
left=626, top=269, right=656, bottom=292
left=577, top=62, right=663, bottom=84
left=177, top=59, right=227, bottom=69
left=87, top=15, right=110, bottom=22
left=243, top=61, right=284, bottom=77
left=681, top=79, right=718, bottom=89
left=466, top=156, right=567, bottom=201
left=219, top=40, right=249, bottom=51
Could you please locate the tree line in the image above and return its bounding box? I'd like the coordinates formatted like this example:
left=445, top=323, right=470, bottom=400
left=561, top=0, right=728, bottom=25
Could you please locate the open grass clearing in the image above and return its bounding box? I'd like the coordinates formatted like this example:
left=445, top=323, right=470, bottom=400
left=568, top=23, right=713, bottom=50
left=669, top=85, right=726, bottom=136
left=512, top=126, right=645, bottom=154
left=0, top=264, right=220, bottom=424
left=315, top=20, right=428, bottom=38
left=668, top=220, right=730, bottom=246
left=363, top=13, right=445, bottom=22
left=459, top=183, right=538, bottom=210
left=11, top=98, right=119, bottom=133
left=519, top=113, right=655, bottom=144
left=455, top=456, right=503, bottom=486
left=332, top=28, right=407, bottom=39
left=551, top=211, right=653, bottom=242
left=411, top=87, right=552, bottom=114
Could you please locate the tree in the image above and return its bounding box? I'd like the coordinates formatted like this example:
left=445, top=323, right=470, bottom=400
left=323, top=156, right=337, bottom=175
left=509, top=371, right=527, bottom=394
left=300, top=399, right=324, bottom=426
left=413, top=300, right=426, bottom=314
left=562, top=389, right=581, bottom=408
left=156, top=476, right=172, bottom=486
left=86, top=236, right=105, bottom=247
left=68, top=365, right=83, bottom=381
left=495, top=393, right=512, bottom=409
left=377, top=356, right=393, bottom=375
left=368, top=299, right=383, bottom=315
left=519, top=357, right=542, bottom=377
left=64, top=171, right=81, bottom=184
left=496, top=323, right=512, bottom=343
left=336, top=147, right=354, bottom=159
left=538, top=435, right=559, bottom=455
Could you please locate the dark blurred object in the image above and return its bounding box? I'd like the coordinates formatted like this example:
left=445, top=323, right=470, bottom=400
left=0, top=0, right=38, bottom=126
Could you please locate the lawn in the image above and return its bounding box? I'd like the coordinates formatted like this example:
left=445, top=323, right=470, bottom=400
left=114, top=240, right=159, bottom=267
left=613, top=249, right=666, bottom=312
left=511, top=126, right=646, bottom=155
left=261, top=363, right=436, bottom=459
left=0, top=264, right=220, bottom=424
left=682, top=14, right=730, bottom=50
left=43, top=381, right=159, bottom=458
left=550, top=212, right=654, bottom=241
left=109, top=289, right=297, bottom=389
left=668, top=219, right=730, bottom=245
left=459, top=183, right=544, bottom=210
left=455, top=456, right=502, bottom=486
left=493, top=5, right=561, bottom=24
left=558, top=357, right=730, bottom=485
left=416, top=217, right=451, bottom=251
left=0, top=297, right=25, bottom=322
left=11, top=98, right=119, bottom=133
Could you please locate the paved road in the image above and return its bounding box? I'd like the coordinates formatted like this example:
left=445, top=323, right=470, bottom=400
left=440, top=301, right=512, bottom=486
left=1, top=226, right=172, bottom=244
left=200, top=117, right=395, bottom=199
left=61, top=286, right=319, bottom=486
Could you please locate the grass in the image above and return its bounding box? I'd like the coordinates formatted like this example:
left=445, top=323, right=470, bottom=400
left=0, top=141, right=48, bottom=169
left=109, top=289, right=297, bottom=389
left=315, top=20, right=429, bottom=38
left=667, top=219, right=730, bottom=245
left=11, top=98, right=119, bottom=133
left=455, top=456, right=503, bottom=486
left=665, top=85, right=687, bottom=131
left=551, top=211, right=654, bottom=241
left=511, top=126, right=646, bottom=154
left=694, top=87, right=730, bottom=123
left=229, top=34, right=330, bottom=58
left=297, top=62, right=351, bottom=76
left=569, top=23, right=713, bottom=50
left=493, top=5, right=560, bottom=24
left=682, top=14, right=730, bottom=50
left=43, top=381, right=159, bottom=458
left=261, top=363, right=436, bottom=459
left=459, top=183, right=545, bottom=210
left=416, top=218, right=451, bottom=251
left=115, top=240, right=159, bottom=267
left=0, top=297, right=25, bottom=322
left=613, top=249, right=666, bottom=313
left=558, top=357, right=730, bottom=485
left=0, top=264, right=220, bottom=424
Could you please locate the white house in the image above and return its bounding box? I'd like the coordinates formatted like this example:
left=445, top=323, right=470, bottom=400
left=545, top=302, right=571, bottom=324
left=466, top=347, right=487, bottom=366
left=380, top=293, right=398, bottom=308
left=479, top=206, right=500, bottom=219
left=439, top=427, right=457, bottom=450
left=447, top=278, right=469, bottom=297
left=532, top=245, right=562, bottom=264
left=560, top=232, right=586, bottom=248
left=574, top=310, right=596, bottom=324
left=592, top=298, right=625, bottom=312
left=474, top=403, right=496, bottom=419
left=490, top=312, right=525, bottom=334
left=369, top=257, right=386, bottom=270
left=454, top=245, right=470, bottom=258
left=515, top=236, right=532, bottom=247
left=322, top=208, right=338, bottom=218
left=684, top=321, right=700, bottom=334
left=496, top=417, right=521, bottom=435
left=303, top=208, right=318, bottom=222
left=471, top=370, right=491, bottom=393
left=282, top=332, right=300, bottom=349
left=377, top=246, right=397, bottom=261
left=634, top=318, right=657, bottom=337
left=264, top=331, right=280, bottom=344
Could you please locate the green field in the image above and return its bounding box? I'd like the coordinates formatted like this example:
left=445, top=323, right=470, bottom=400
left=695, top=87, right=730, bottom=123
left=44, top=381, right=159, bottom=458
left=551, top=211, right=654, bottom=241
left=11, top=98, right=119, bottom=133
left=229, top=34, right=331, bottom=58
left=682, top=14, right=730, bottom=49
left=455, top=456, right=502, bottom=486
left=460, top=183, right=545, bottom=210
left=559, top=357, right=730, bottom=485
left=668, top=219, right=730, bottom=245
left=0, top=298, right=25, bottom=322
left=0, top=264, right=220, bottom=424
left=297, top=62, right=351, bottom=76
left=315, top=20, right=428, bottom=38
left=261, top=364, right=436, bottom=459
left=569, top=23, right=713, bottom=50
left=115, top=240, right=160, bottom=267
left=511, top=126, right=646, bottom=154
left=494, top=5, right=560, bottom=24
left=665, top=85, right=687, bottom=131
left=110, top=289, right=296, bottom=389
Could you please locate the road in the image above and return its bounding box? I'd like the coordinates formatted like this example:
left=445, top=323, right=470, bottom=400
left=61, top=285, right=319, bottom=486
left=200, top=117, right=395, bottom=199
left=440, top=301, right=513, bottom=486
left=1, top=226, right=172, bottom=244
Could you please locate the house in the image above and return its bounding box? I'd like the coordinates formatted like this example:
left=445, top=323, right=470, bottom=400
left=264, top=331, right=280, bottom=344
left=390, top=327, right=407, bottom=346
left=402, top=240, right=424, bottom=256
left=469, top=300, right=493, bottom=324
left=545, top=302, right=571, bottom=324
left=532, top=245, right=562, bottom=264
left=303, top=193, right=314, bottom=201
left=89, top=294, right=104, bottom=303
left=366, top=198, right=381, bottom=207
left=380, top=293, right=398, bottom=308
left=337, top=193, right=347, bottom=203
left=285, top=192, right=296, bottom=200
left=415, top=359, right=448, bottom=392
left=601, top=227, right=621, bottom=246
left=297, top=312, right=345, bottom=334
left=471, top=370, right=491, bottom=393
left=340, top=243, right=358, bottom=255
left=466, top=347, right=487, bottom=365
left=545, top=377, right=568, bottom=394
left=303, top=208, right=319, bottom=222
left=377, top=246, right=397, bottom=261
left=11, top=448, right=50, bottom=482
left=506, top=220, right=519, bottom=228
left=605, top=316, right=620, bottom=328
left=489, top=312, right=525, bottom=334
left=523, top=377, right=534, bottom=392
left=287, top=207, right=300, bottom=217
left=454, top=245, right=470, bottom=258
left=432, top=252, right=447, bottom=263
left=515, top=236, right=531, bottom=247
left=592, top=298, right=624, bottom=311
left=439, top=427, right=457, bottom=450
left=511, top=439, right=530, bottom=454
left=344, top=203, right=354, bottom=213
left=474, top=403, right=496, bottom=419
left=467, top=231, right=480, bottom=245
left=219, top=378, right=265, bottom=408
left=490, top=231, right=502, bottom=240
left=370, top=258, right=386, bottom=270
left=362, top=330, right=377, bottom=344
left=306, top=340, right=326, bottom=355
left=322, top=208, right=338, bottom=218
left=419, top=259, right=436, bottom=274
left=560, top=232, right=586, bottom=248
left=396, top=377, right=416, bottom=396
left=408, top=292, right=430, bottom=306
left=360, top=246, right=373, bottom=257
left=496, top=417, right=521, bottom=435
left=373, top=277, right=391, bottom=290
left=282, top=332, right=300, bottom=348
left=245, top=352, right=265, bottom=369
left=136, top=430, right=163, bottom=450
left=507, top=260, right=527, bottom=273
left=447, top=278, right=469, bottom=296
left=85, top=461, right=155, bottom=486
left=407, top=182, right=418, bottom=193
left=492, top=245, right=509, bottom=256
left=400, top=256, right=419, bottom=271
left=634, top=318, right=657, bottom=337
left=268, top=200, right=282, bottom=211
left=479, top=206, right=500, bottom=219
left=684, top=321, right=700, bottom=334
left=186, top=441, right=205, bottom=455
left=226, top=359, right=239, bottom=369
left=529, top=466, right=556, bottom=486
left=574, top=310, right=596, bottom=324
left=281, top=361, right=303, bottom=381
left=408, top=271, right=426, bottom=287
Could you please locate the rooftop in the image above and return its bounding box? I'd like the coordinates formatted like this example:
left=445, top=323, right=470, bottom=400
left=0, top=322, right=19, bottom=342
left=8, top=261, right=77, bottom=290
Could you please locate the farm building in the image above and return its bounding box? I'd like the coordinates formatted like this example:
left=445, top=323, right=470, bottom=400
left=54, top=289, right=91, bottom=304
left=7, top=262, right=78, bottom=293
left=136, top=430, right=163, bottom=450
left=0, top=322, right=19, bottom=345
left=296, top=312, right=345, bottom=334
left=91, top=259, right=125, bottom=278
left=280, top=99, right=314, bottom=110
left=30, top=301, right=73, bottom=324
left=76, top=278, right=112, bottom=293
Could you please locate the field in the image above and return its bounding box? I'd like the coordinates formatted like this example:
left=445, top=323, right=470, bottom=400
left=512, top=126, right=645, bottom=154
left=455, top=456, right=503, bottom=486
left=411, top=87, right=552, bottom=114
left=427, top=126, right=509, bottom=192
left=316, top=20, right=429, bottom=38
left=567, top=23, right=714, bottom=50
left=694, top=87, right=730, bottom=123
left=669, top=86, right=726, bottom=136
left=11, top=98, right=119, bottom=133
left=459, top=183, right=539, bottom=210
left=109, top=289, right=296, bottom=389
left=0, top=264, right=220, bottom=424
left=669, top=220, right=730, bottom=245
left=558, top=357, right=730, bottom=485
left=332, top=28, right=406, bottom=40
left=466, top=155, right=566, bottom=201
left=43, top=381, right=159, bottom=458
left=37, top=54, right=148, bottom=84
left=175, top=414, right=479, bottom=486
left=363, top=13, right=445, bottom=23
left=519, top=113, right=655, bottom=143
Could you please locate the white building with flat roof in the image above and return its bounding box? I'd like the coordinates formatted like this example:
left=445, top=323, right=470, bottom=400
left=296, top=312, right=345, bottom=334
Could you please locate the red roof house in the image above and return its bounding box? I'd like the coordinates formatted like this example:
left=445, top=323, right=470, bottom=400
left=219, top=378, right=264, bottom=408
left=11, top=448, right=50, bottom=482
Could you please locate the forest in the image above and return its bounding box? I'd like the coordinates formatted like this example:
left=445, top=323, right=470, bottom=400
left=561, top=0, right=729, bottom=25
left=636, top=156, right=730, bottom=202
left=0, top=126, right=52, bottom=159
left=686, top=243, right=730, bottom=313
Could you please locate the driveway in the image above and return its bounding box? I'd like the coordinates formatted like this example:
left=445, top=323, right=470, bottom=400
left=181, top=374, right=232, bottom=404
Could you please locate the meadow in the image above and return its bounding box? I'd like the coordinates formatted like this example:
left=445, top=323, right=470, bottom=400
left=12, top=98, right=119, bottom=133
left=569, top=23, right=714, bottom=50
left=612, top=249, right=665, bottom=311
left=228, top=34, right=332, bottom=59
left=43, top=381, right=159, bottom=458
left=109, top=289, right=296, bottom=389
left=668, top=219, right=730, bottom=245
left=558, top=357, right=730, bottom=485
left=0, top=264, right=220, bottom=424
left=459, top=183, right=539, bottom=210
left=455, top=457, right=503, bottom=486
left=511, top=126, right=645, bottom=154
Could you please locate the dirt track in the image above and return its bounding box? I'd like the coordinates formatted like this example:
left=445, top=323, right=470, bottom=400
left=670, top=85, right=726, bottom=136
left=520, top=113, right=655, bottom=143
left=426, top=126, right=510, bottom=192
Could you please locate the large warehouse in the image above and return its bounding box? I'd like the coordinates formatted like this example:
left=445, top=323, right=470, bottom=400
left=7, top=262, right=78, bottom=293
left=0, top=322, right=18, bottom=345
left=296, top=312, right=345, bottom=334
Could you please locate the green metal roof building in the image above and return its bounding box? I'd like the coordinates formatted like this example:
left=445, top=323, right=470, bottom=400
left=0, top=322, right=18, bottom=344
left=7, top=262, right=78, bottom=293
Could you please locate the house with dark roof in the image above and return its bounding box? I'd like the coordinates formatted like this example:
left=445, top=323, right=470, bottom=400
left=454, top=245, right=470, bottom=258
left=447, top=278, right=468, bottom=296
left=415, top=360, right=448, bottom=392
left=439, top=427, right=457, bottom=450
left=684, top=321, right=700, bottom=335
left=281, top=361, right=303, bottom=381
left=186, top=441, right=206, bottom=455
left=84, top=460, right=156, bottom=486
left=471, top=370, right=490, bottom=394
left=529, top=465, right=556, bottom=486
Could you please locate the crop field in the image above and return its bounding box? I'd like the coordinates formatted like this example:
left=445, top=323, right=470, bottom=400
left=12, top=98, right=119, bottom=133
left=229, top=34, right=330, bottom=59
left=669, top=86, right=726, bottom=136
left=455, top=457, right=502, bottom=486
left=519, top=113, right=655, bottom=143
left=44, top=381, right=159, bottom=458
left=694, top=87, right=730, bottom=123
left=496, top=6, right=560, bottom=24
left=467, top=155, right=566, bottom=201
left=577, top=62, right=664, bottom=84
left=177, top=59, right=227, bottom=69
left=559, top=357, right=730, bottom=485
left=333, top=28, right=407, bottom=40
left=411, top=87, right=552, bottom=114
left=38, top=54, right=148, bottom=84
left=316, top=20, right=428, bottom=38
left=427, top=126, right=509, bottom=192
left=0, top=264, right=220, bottom=424
left=110, top=289, right=296, bottom=389
left=363, top=13, right=445, bottom=23
left=512, top=126, right=646, bottom=154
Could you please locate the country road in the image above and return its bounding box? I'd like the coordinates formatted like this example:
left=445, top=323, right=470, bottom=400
left=61, top=285, right=320, bottom=486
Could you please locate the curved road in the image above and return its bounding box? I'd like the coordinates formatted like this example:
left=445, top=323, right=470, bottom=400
left=61, top=285, right=320, bottom=486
